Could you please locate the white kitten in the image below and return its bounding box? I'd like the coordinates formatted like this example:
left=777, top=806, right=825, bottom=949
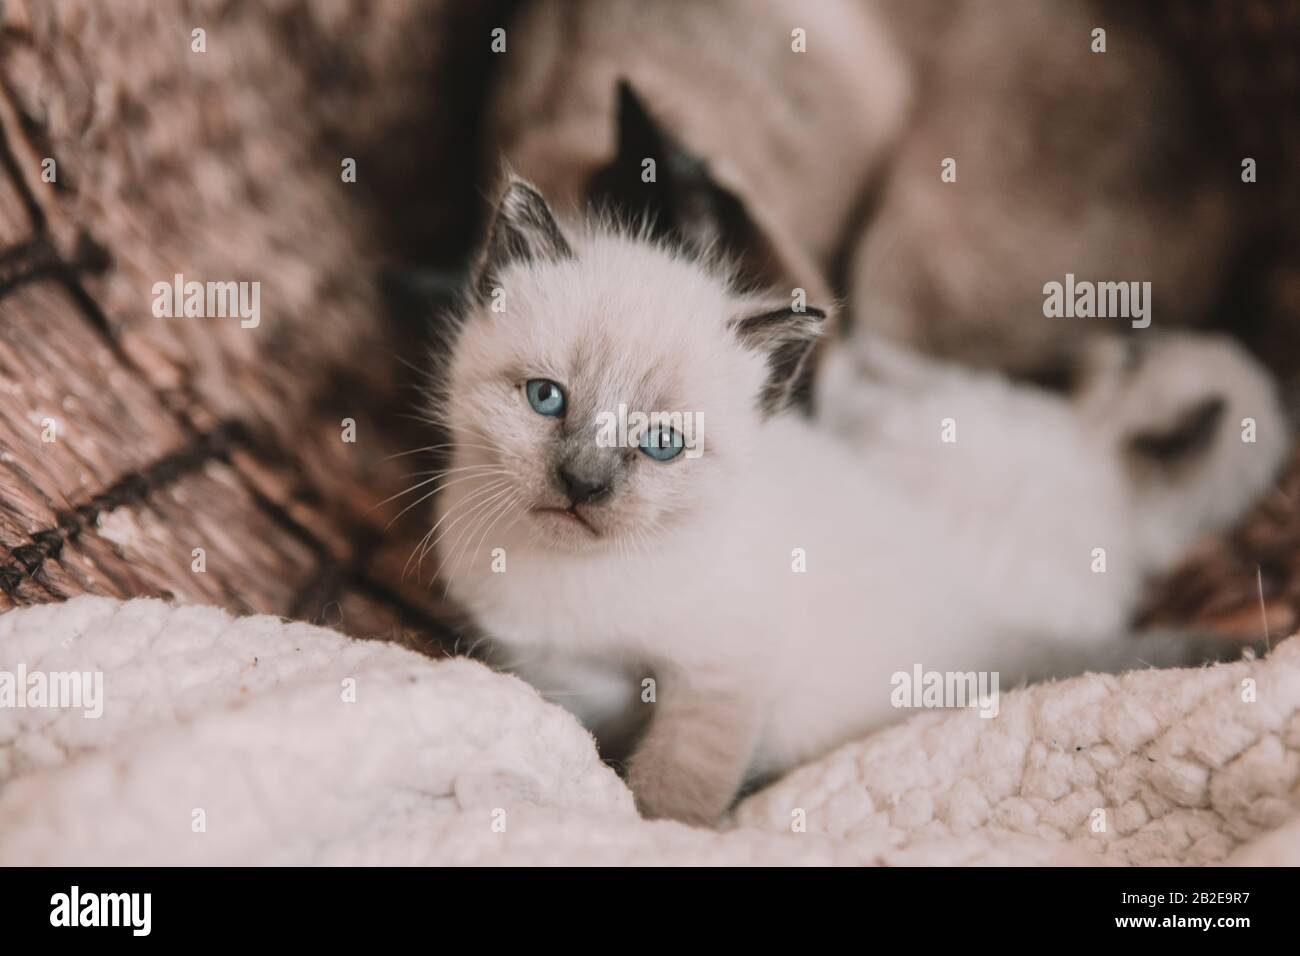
left=427, top=178, right=1287, bottom=824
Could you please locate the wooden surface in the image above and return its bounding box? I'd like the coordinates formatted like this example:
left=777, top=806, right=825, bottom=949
left=0, top=0, right=515, bottom=654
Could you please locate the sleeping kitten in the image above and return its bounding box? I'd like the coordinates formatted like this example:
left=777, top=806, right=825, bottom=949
left=425, top=177, right=1287, bottom=825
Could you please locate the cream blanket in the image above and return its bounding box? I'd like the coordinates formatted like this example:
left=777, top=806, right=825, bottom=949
left=1, top=597, right=1297, bottom=865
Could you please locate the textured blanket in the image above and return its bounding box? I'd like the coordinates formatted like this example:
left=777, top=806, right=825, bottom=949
left=1, top=597, right=1298, bottom=865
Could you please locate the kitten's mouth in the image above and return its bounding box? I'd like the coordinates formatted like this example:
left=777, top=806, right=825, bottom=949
left=530, top=505, right=600, bottom=537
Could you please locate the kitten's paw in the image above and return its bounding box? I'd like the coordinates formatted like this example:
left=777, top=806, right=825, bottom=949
left=1077, top=331, right=1290, bottom=565
left=622, top=683, right=759, bottom=827
left=626, top=740, right=743, bottom=827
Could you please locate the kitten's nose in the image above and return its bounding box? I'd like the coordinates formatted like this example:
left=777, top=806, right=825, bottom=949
left=557, top=467, right=611, bottom=505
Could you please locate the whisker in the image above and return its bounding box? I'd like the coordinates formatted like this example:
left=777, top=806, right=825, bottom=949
left=374, top=468, right=509, bottom=526
left=397, top=462, right=507, bottom=481
left=441, top=498, right=509, bottom=597
left=427, top=487, right=515, bottom=589
left=422, top=483, right=514, bottom=576
left=383, top=473, right=508, bottom=530
left=404, top=480, right=508, bottom=582
left=371, top=464, right=505, bottom=512
left=450, top=491, right=523, bottom=595
left=380, top=441, right=498, bottom=462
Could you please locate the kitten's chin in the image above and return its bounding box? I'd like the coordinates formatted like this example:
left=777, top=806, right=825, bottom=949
left=528, top=505, right=609, bottom=549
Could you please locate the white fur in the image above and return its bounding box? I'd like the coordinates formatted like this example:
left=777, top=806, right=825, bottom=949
left=432, top=221, right=1288, bottom=812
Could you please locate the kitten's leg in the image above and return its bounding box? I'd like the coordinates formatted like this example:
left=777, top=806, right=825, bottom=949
left=626, top=676, right=761, bottom=826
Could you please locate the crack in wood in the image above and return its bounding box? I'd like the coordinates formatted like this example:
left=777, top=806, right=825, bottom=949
left=0, top=50, right=466, bottom=651
left=0, top=423, right=245, bottom=601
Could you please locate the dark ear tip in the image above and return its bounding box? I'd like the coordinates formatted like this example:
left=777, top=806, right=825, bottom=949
left=614, top=78, right=652, bottom=123
left=493, top=177, right=563, bottom=230
left=496, top=175, right=535, bottom=203
left=490, top=161, right=538, bottom=196
left=475, top=172, right=572, bottom=298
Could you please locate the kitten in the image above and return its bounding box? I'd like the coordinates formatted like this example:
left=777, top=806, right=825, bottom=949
left=425, top=177, right=1287, bottom=825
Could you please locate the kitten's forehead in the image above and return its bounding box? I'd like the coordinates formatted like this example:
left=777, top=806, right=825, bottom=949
left=510, top=231, right=735, bottom=397
left=543, top=233, right=730, bottom=330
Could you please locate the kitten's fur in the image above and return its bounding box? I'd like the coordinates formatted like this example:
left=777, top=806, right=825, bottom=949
left=426, top=178, right=1287, bottom=825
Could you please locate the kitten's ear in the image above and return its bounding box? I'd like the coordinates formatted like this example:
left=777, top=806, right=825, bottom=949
left=474, top=177, right=573, bottom=299
left=588, top=81, right=690, bottom=239
left=589, top=82, right=758, bottom=252
left=731, top=305, right=828, bottom=416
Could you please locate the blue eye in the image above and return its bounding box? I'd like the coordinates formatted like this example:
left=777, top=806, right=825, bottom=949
left=526, top=379, right=566, bottom=417
left=640, top=426, right=685, bottom=461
